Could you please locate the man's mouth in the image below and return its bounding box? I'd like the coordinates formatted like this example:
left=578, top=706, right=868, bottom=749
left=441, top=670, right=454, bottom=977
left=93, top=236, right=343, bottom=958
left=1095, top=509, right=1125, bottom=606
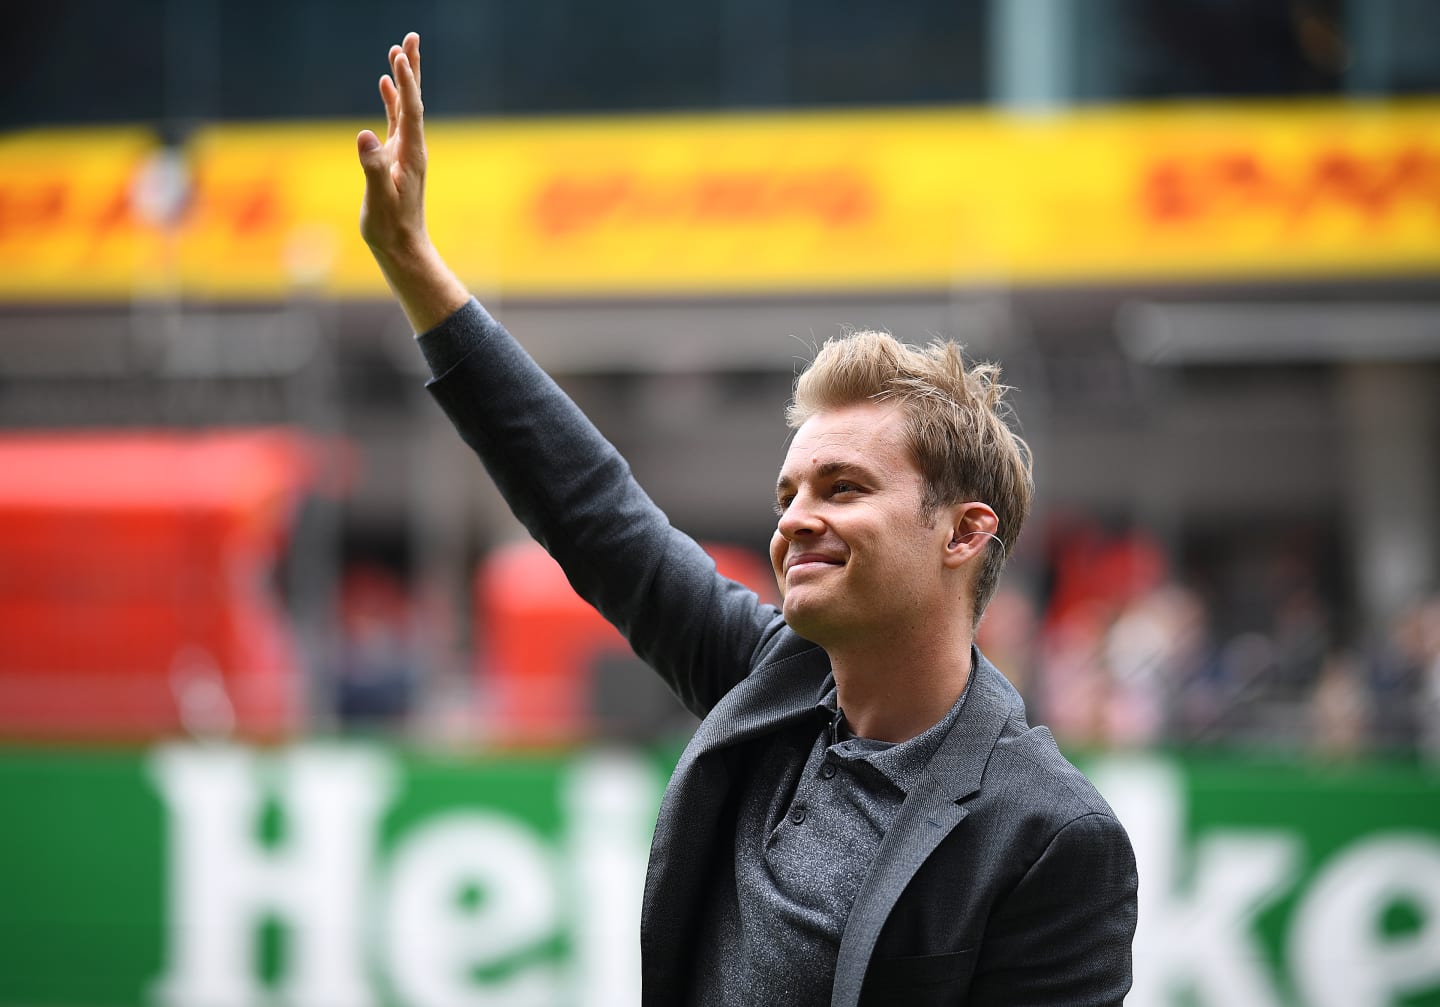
left=786, top=552, right=845, bottom=574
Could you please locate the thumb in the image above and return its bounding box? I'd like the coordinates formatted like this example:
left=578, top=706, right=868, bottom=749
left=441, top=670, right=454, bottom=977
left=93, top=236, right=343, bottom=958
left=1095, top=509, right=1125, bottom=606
left=356, top=130, right=386, bottom=175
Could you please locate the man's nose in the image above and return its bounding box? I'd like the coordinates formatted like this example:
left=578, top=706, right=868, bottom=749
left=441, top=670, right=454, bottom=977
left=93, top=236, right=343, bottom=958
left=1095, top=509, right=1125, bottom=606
left=777, top=493, right=823, bottom=538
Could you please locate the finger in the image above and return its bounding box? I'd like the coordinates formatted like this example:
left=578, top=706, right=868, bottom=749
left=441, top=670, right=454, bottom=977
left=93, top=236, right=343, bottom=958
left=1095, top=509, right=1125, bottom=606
left=394, top=52, right=425, bottom=152
left=379, top=74, right=398, bottom=141
left=404, top=32, right=421, bottom=88
left=388, top=44, right=404, bottom=112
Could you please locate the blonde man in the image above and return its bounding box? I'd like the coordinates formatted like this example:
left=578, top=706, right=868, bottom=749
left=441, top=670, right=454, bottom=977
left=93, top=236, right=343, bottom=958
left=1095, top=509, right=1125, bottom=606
left=358, top=34, right=1136, bottom=1007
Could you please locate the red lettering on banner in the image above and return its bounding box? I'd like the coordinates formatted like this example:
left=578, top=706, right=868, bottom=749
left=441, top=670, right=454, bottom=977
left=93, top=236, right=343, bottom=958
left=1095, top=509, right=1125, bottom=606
left=232, top=184, right=278, bottom=235
left=185, top=170, right=283, bottom=238
left=91, top=187, right=137, bottom=238
left=0, top=164, right=284, bottom=266
left=1302, top=146, right=1436, bottom=218
left=77, top=186, right=142, bottom=266
left=0, top=178, right=147, bottom=262
left=1142, top=146, right=1440, bottom=225
left=532, top=169, right=874, bottom=237
left=0, top=183, right=69, bottom=240
left=533, top=175, right=631, bottom=236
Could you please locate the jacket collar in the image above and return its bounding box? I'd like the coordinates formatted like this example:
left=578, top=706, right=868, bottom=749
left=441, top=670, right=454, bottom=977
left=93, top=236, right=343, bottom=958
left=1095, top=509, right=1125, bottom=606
left=922, top=646, right=1024, bottom=802
left=652, top=640, right=1025, bottom=1007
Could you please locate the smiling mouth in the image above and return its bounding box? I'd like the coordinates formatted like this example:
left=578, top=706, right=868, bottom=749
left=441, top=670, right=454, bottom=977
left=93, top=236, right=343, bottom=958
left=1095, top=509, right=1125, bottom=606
left=786, top=556, right=844, bottom=574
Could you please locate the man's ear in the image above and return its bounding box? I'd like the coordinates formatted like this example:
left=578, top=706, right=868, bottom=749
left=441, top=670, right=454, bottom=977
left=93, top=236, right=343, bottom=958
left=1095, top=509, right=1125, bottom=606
left=942, top=502, right=1000, bottom=570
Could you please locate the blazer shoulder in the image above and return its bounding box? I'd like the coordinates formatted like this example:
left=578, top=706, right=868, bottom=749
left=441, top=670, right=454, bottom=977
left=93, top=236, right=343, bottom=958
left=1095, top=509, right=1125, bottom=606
left=984, top=723, right=1122, bottom=827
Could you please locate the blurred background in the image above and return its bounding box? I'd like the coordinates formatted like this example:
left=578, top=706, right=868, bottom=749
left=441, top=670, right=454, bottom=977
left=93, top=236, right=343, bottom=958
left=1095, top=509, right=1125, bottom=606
left=2, top=1, right=1438, bottom=1005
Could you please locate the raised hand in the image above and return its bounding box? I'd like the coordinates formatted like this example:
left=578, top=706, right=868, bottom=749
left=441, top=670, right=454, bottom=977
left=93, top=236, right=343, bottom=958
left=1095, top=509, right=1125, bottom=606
left=355, top=32, right=469, bottom=333
left=357, top=32, right=426, bottom=257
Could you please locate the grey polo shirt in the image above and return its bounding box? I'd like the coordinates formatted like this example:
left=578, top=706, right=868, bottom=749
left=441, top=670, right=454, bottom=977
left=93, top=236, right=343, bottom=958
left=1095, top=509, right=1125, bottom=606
left=687, top=683, right=968, bottom=1006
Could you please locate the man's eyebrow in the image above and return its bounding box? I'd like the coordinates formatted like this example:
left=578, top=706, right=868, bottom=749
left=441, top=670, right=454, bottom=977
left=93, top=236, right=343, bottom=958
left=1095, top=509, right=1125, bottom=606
left=775, top=460, right=878, bottom=494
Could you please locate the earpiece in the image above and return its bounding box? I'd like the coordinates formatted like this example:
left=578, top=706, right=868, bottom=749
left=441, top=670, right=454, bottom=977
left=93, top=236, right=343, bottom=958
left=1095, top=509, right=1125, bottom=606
left=953, top=529, right=1007, bottom=555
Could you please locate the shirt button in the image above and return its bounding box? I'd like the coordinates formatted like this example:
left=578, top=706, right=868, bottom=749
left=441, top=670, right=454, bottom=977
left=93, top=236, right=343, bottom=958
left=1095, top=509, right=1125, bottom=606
left=790, top=805, right=807, bottom=825
left=820, top=762, right=837, bottom=779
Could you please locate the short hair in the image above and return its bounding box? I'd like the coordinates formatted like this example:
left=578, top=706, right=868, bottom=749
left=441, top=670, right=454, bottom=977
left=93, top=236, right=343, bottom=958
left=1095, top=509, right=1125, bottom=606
left=787, top=330, right=1033, bottom=625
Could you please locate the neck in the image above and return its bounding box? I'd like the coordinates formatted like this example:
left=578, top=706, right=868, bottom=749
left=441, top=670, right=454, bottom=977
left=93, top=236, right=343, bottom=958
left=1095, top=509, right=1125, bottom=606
left=826, top=625, right=975, bottom=743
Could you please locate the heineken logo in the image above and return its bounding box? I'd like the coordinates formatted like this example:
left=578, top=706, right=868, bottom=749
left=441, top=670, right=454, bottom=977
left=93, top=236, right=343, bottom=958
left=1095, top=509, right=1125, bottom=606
left=2, top=745, right=1437, bottom=1005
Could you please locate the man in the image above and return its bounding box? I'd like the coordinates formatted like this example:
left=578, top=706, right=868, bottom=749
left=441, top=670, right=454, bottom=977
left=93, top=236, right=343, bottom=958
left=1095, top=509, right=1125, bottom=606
left=357, top=33, right=1137, bottom=1006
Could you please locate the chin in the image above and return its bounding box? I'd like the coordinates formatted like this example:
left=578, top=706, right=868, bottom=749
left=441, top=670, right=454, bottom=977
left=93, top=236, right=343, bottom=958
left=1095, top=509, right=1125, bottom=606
left=783, top=620, right=825, bottom=645
left=781, top=598, right=837, bottom=645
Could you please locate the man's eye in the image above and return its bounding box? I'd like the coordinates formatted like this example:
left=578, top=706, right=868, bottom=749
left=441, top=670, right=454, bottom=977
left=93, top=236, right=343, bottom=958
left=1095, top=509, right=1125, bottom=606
left=832, top=481, right=858, bottom=495
left=774, top=496, right=793, bottom=515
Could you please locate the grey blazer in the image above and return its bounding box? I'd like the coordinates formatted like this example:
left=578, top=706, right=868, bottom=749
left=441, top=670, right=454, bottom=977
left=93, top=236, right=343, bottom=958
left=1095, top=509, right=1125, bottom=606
left=421, top=300, right=1138, bottom=1007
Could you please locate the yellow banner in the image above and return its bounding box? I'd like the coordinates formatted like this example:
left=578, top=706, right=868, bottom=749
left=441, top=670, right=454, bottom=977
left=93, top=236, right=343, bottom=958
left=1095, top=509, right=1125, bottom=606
left=2, top=101, right=1438, bottom=301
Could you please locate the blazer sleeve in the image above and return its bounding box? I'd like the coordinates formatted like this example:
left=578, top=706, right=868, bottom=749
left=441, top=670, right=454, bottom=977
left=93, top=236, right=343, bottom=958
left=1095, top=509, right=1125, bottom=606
left=967, top=811, right=1138, bottom=1006
left=417, top=299, right=784, bottom=717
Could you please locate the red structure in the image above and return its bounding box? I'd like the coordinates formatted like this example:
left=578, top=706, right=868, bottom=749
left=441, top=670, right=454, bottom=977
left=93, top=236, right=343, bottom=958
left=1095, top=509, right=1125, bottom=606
left=0, top=431, right=316, bottom=740
left=477, top=539, right=777, bottom=743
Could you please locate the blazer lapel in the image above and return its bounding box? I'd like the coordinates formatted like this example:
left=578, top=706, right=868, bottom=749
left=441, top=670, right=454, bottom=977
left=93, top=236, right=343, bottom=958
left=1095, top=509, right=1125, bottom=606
left=688, top=643, right=833, bottom=753
left=829, top=650, right=1022, bottom=1007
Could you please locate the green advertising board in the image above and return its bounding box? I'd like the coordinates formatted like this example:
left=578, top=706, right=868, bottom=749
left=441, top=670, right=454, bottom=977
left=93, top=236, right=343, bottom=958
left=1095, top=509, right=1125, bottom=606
left=1, top=745, right=1437, bottom=1007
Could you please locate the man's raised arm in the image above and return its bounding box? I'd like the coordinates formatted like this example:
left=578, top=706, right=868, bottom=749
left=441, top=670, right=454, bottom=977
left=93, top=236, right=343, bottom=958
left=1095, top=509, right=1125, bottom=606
left=349, top=34, right=782, bottom=716
left=356, top=32, right=470, bottom=334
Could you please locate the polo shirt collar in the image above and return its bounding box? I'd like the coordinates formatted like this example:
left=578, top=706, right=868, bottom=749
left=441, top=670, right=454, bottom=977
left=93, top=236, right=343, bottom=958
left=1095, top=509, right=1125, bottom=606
left=813, top=682, right=971, bottom=795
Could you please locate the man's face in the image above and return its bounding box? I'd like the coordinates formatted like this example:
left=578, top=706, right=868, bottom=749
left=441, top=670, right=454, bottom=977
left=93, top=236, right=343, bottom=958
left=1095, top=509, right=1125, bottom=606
left=769, top=400, right=953, bottom=646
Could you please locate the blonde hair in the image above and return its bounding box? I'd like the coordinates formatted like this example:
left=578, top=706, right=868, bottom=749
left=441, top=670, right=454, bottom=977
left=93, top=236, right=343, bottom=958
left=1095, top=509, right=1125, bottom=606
left=787, top=330, right=1033, bottom=625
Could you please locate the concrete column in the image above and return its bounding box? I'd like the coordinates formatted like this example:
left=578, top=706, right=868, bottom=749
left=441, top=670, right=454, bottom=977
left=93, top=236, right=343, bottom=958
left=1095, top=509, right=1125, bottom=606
left=1339, top=363, right=1440, bottom=635
left=989, top=0, right=1074, bottom=111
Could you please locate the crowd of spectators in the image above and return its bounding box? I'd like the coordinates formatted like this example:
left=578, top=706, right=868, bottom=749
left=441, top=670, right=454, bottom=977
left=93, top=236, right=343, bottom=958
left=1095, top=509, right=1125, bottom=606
left=978, top=523, right=1440, bottom=761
